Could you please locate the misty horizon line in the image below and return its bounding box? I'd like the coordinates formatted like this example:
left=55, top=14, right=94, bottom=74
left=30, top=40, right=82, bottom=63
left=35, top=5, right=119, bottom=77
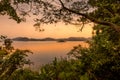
left=12, top=36, right=92, bottom=41
left=12, top=36, right=91, bottom=39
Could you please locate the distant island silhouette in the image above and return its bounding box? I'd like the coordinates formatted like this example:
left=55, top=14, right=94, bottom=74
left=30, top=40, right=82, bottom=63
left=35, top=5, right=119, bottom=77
left=12, top=37, right=91, bottom=41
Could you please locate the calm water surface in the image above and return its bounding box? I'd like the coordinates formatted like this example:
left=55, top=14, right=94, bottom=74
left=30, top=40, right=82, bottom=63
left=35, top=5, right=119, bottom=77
left=13, top=41, right=88, bottom=68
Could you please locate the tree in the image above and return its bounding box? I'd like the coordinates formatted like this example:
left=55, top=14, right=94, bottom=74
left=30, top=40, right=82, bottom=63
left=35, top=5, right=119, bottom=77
left=0, top=0, right=21, bottom=23
left=0, top=0, right=120, bottom=30
left=68, top=24, right=120, bottom=80
left=0, top=36, right=32, bottom=80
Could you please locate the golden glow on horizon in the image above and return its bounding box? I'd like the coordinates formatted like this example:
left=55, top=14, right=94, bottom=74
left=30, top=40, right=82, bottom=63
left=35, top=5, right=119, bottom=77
left=13, top=41, right=88, bottom=52
left=0, top=16, right=93, bottom=38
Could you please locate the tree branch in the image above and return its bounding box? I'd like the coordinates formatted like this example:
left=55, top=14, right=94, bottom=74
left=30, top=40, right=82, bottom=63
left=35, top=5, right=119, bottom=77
left=59, top=0, right=118, bottom=28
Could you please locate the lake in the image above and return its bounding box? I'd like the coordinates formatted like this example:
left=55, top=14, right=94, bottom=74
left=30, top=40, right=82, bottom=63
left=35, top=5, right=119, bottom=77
left=13, top=41, right=88, bottom=69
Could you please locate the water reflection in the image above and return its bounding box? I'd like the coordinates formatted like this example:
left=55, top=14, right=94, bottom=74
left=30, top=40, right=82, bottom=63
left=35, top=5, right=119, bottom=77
left=13, top=41, right=88, bottom=68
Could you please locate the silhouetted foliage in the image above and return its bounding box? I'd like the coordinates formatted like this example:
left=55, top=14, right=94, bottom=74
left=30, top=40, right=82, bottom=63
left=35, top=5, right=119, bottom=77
left=69, top=25, right=120, bottom=80
left=0, top=36, right=32, bottom=80
left=0, top=0, right=120, bottom=30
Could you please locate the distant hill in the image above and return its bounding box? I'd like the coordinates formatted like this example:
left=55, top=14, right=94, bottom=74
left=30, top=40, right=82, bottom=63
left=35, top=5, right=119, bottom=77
left=12, top=37, right=91, bottom=41
left=13, top=37, right=29, bottom=41
left=66, top=37, right=87, bottom=41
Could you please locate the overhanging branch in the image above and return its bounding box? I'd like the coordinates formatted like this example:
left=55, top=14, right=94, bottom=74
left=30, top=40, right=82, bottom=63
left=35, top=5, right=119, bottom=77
left=59, top=0, right=118, bottom=28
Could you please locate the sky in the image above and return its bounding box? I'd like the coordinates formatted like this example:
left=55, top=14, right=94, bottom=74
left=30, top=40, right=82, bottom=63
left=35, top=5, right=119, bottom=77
left=0, top=15, right=93, bottom=38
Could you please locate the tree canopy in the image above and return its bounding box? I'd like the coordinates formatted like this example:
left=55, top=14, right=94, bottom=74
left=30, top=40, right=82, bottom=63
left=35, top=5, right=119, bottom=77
left=0, top=0, right=120, bottom=30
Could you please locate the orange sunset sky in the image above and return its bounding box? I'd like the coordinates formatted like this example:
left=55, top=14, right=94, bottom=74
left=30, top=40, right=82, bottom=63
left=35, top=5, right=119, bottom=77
left=0, top=15, right=93, bottom=38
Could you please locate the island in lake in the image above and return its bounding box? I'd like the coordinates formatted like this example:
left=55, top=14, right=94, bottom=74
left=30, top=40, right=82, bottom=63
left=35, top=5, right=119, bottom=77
left=12, top=37, right=91, bottom=42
